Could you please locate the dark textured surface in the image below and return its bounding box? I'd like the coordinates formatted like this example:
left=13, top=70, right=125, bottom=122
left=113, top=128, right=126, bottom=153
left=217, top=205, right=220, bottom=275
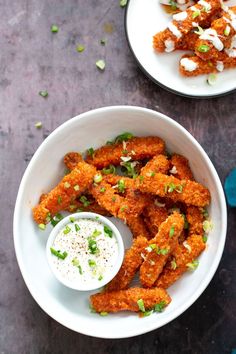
left=0, top=1, right=236, bottom=353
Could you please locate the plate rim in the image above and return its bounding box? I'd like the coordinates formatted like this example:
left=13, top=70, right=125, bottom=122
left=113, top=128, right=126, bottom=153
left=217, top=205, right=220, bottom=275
left=13, top=105, right=227, bottom=338
left=124, top=0, right=236, bottom=99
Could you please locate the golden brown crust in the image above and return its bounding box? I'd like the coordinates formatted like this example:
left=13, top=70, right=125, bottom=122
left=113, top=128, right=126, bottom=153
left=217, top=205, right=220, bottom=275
left=143, top=200, right=168, bottom=237
left=126, top=215, right=150, bottom=239
left=139, top=212, right=184, bottom=288
left=141, top=155, right=170, bottom=176
left=156, top=234, right=205, bottom=288
left=63, top=152, right=83, bottom=171
left=86, top=137, right=165, bottom=168
left=106, top=236, right=149, bottom=292
left=136, top=172, right=210, bottom=207
left=186, top=206, right=204, bottom=235
left=90, top=287, right=171, bottom=313
left=32, top=161, right=96, bottom=224
left=170, top=154, right=194, bottom=180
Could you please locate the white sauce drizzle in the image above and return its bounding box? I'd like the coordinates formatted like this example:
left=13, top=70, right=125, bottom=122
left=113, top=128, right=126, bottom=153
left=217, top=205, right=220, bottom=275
left=51, top=218, right=119, bottom=286
left=200, top=29, right=224, bottom=51
left=216, top=61, right=224, bottom=72
left=168, top=22, right=182, bottom=39
left=173, top=11, right=188, bottom=21
left=180, top=58, right=198, bottom=71
left=164, top=39, right=175, bottom=52
left=225, top=35, right=236, bottom=57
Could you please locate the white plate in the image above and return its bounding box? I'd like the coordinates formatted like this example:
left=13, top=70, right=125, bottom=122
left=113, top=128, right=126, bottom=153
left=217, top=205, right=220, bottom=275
left=125, top=0, right=236, bottom=98
left=14, top=106, right=227, bottom=338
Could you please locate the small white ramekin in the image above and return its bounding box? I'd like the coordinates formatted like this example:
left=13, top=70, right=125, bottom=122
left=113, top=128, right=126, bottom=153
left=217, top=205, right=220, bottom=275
left=46, top=212, right=124, bottom=291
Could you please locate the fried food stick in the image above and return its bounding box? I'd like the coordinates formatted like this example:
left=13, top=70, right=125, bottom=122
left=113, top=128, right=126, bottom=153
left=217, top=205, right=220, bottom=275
left=33, top=161, right=96, bottom=224
left=143, top=200, right=168, bottom=237
left=90, top=287, right=171, bottom=313
left=64, top=194, right=111, bottom=216
left=186, top=206, right=204, bottom=235
left=179, top=51, right=236, bottom=76
left=156, top=234, right=205, bottom=288
left=86, top=137, right=165, bottom=168
left=195, top=7, right=236, bottom=61
left=126, top=215, right=150, bottom=239
left=140, top=212, right=184, bottom=288
left=153, top=0, right=221, bottom=53
left=141, top=155, right=170, bottom=176
left=106, top=236, right=149, bottom=292
left=136, top=171, right=210, bottom=207
left=64, top=152, right=83, bottom=171
left=170, top=154, right=194, bottom=180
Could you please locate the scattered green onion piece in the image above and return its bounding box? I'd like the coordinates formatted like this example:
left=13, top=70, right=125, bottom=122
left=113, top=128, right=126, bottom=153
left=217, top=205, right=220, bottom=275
left=89, top=304, right=97, bottom=313
left=80, top=195, right=91, bottom=207
left=63, top=225, right=71, bottom=234
left=76, top=44, right=84, bottom=52
left=87, top=147, right=94, bottom=158
left=137, top=299, right=145, bottom=312
left=203, top=235, right=208, bottom=243
left=88, top=238, right=99, bottom=254
left=92, top=229, right=102, bottom=237
left=102, top=164, right=116, bottom=175
left=100, top=312, right=108, bottom=316
left=100, top=187, right=106, bottom=193
left=194, top=26, right=204, bottom=35
left=170, top=259, right=177, bottom=270
left=72, top=258, right=80, bottom=266
left=94, top=174, right=103, bottom=183
left=192, top=10, right=201, bottom=19
left=39, top=90, right=48, bottom=98
left=157, top=248, right=169, bottom=255
left=104, top=225, right=113, bottom=238
left=114, top=132, right=133, bottom=144
left=96, top=59, right=106, bottom=71
left=197, top=44, right=210, bottom=53
left=112, top=196, right=116, bottom=202
left=51, top=24, right=59, bottom=33
left=100, top=38, right=106, bottom=45
left=50, top=248, right=68, bottom=260
left=69, top=217, right=75, bottom=223
left=88, top=259, right=96, bottom=267
left=120, top=0, right=127, bottom=7
left=168, top=0, right=177, bottom=10
left=74, top=184, right=80, bottom=191
left=64, top=181, right=71, bottom=189
left=203, top=220, right=213, bottom=233
left=50, top=213, right=63, bottom=227
left=169, top=226, right=175, bottom=238
left=98, top=275, right=103, bottom=281
left=118, top=179, right=126, bottom=193
left=57, top=196, right=62, bottom=204
left=154, top=300, right=166, bottom=312
left=35, top=121, right=42, bottom=129
left=38, top=223, right=46, bottom=230
left=75, top=223, right=80, bottom=232
left=224, top=26, right=230, bottom=36
left=207, top=73, right=217, bottom=86
left=187, top=259, right=199, bottom=271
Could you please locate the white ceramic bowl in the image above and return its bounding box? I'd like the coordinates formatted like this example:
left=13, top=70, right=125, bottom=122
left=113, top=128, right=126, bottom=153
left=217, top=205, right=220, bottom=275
left=46, top=212, right=124, bottom=291
left=13, top=106, right=227, bottom=338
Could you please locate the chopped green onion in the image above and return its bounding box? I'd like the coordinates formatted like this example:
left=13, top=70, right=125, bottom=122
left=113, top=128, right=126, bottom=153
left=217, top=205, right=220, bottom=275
left=102, top=164, right=116, bottom=175
left=88, top=238, right=99, bottom=254
left=197, top=44, right=210, bottom=53
left=120, top=0, right=127, bottom=7
left=63, top=225, right=71, bottom=234
left=170, top=259, right=177, bottom=270
left=224, top=25, right=230, bottom=36
left=194, top=26, right=204, bottom=35
left=117, top=179, right=126, bottom=193
left=57, top=196, right=62, bottom=204
left=192, top=10, right=201, bottom=19
left=39, top=90, right=48, bottom=98
left=114, top=132, right=133, bottom=144
left=100, top=38, right=106, bottom=45
left=35, top=121, right=42, bottom=129
left=94, top=174, right=103, bottom=183
left=169, top=226, right=175, bottom=238
left=150, top=244, right=157, bottom=250
left=100, top=187, right=106, bottom=193
left=100, top=312, right=108, bottom=316
left=96, top=59, right=106, bottom=71
left=50, top=248, right=68, bottom=260
left=104, top=225, right=113, bottom=238
left=75, top=223, right=80, bottom=232
left=76, top=44, right=84, bottom=52
left=74, top=184, right=80, bottom=191
left=121, top=161, right=138, bottom=178
left=203, top=220, right=213, bottom=233
left=51, top=24, right=59, bottom=33
left=80, top=195, right=91, bottom=207
left=69, top=217, right=75, bottom=223
left=72, top=258, right=80, bottom=266
left=156, top=248, right=169, bottom=255
left=182, top=214, right=189, bottom=229
left=142, top=310, right=153, bottom=317
left=38, top=223, right=46, bottom=230
left=88, top=259, right=96, bottom=267
left=92, top=229, right=102, bottom=237
left=87, top=147, right=94, bottom=158
left=168, top=0, right=177, bottom=9
left=112, top=196, right=116, bottom=202
left=120, top=205, right=128, bottom=212
left=98, top=275, right=103, bottom=281
left=203, top=235, right=208, bottom=243
left=137, top=299, right=145, bottom=312
left=207, top=73, right=217, bottom=86
left=187, top=259, right=199, bottom=271
left=154, top=301, right=166, bottom=312
left=89, top=304, right=97, bottom=313
left=50, top=213, right=63, bottom=227
left=64, top=181, right=71, bottom=189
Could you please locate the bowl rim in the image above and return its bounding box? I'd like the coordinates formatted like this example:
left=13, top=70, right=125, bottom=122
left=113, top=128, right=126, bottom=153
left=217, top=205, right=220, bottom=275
left=13, top=105, right=227, bottom=338
left=46, top=211, right=125, bottom=291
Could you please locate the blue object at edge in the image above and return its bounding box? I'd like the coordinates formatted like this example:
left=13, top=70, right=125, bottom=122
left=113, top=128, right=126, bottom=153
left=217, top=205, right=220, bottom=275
left=224, top=168, right=236, bottom=207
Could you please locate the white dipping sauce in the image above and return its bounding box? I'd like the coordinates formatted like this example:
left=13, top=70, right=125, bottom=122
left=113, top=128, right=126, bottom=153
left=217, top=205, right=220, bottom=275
left=50, top=218, right=119, bottom=286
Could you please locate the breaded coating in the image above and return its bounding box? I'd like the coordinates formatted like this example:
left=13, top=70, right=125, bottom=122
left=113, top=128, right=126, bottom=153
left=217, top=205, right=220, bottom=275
left=86, top=137, right=165, bottom=168
left=156, top=234, right=205, bottom=288
left=90, top=287, right=171, bottom=313
left=179, top=52, right=236, bottom=76
left=143, top=200, right=168, bottom=237
left=153, top=0, right=221, bottom=53
left=186, top=206, right=204, bottom=235
left=195, top=7, right=236, bottom=61
left=136, top=172, right=210, bottom=207
left=33, top=161, right=96, bottom=224
left=64, top=152, right=83, bottom=171
left=170, top=154, right=194, bottom=180
left=141, top=155, right=170, bottom=176
left=176, top=32, right=199, bottom=51
left=126, top=215, right=150, bottom=239
left=140, top=212, right=184, bottom=288
left=64, top=194, right=111, bottom=216
left=106, top=236, right=149, bottom=292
